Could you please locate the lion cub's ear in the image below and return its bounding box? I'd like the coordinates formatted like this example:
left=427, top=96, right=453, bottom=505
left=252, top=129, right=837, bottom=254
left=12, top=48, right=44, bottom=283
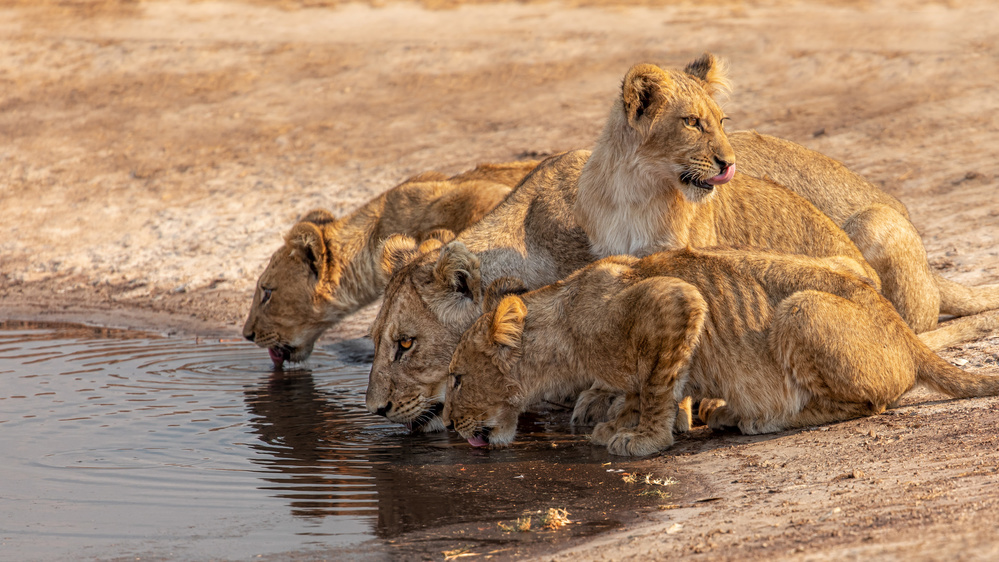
left=402, top=170, right=449, bottom=184
left=683, top=52, right=731, bottom=98
left=489, top=295, right=527, bottom=372
left=622, top=63, right=671, bottom=134
left=299, top=208, right=338, bottom=227
left=379, top=234, right=420, bottom=278
left=417, top=228, right=457, bottom=248
left=484, top=277, right=528, bottom=313
left=490, top=295, right=526, bottom=348
left=434, top=241, right=482, bottom=301
left=286, top=222, right=327, bottom=280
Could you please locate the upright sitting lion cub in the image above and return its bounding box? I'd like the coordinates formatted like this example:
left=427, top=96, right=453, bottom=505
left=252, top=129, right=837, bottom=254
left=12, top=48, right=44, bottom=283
left=444, top=249, right=999, bottom=456
left=242, top=160, right=537, bottom=368
left=576, top=54, right=999, bottom=333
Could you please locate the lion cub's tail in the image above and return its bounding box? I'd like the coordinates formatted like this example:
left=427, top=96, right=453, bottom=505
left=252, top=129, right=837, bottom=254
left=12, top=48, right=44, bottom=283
left=935, top=274, right=999, bottom=317
left=917, top=349, right=999, bottom=399
left=918, top=309, right=999, bottom=351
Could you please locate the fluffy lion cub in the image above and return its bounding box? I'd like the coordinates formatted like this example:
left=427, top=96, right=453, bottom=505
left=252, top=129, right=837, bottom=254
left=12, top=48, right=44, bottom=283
left=574, top=55, right=999, bottom=333
left=242, top=160, right=537, bottom=368
left=444, top=248, right=999, bottom=456
left=367, top=53, right=998, bottom=433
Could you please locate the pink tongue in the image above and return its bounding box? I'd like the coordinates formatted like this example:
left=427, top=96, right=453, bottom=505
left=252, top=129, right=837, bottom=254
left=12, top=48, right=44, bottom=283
left=268, top=348, right=285, bottom=369
left=705, top=164, right=735, bottom=185
left=467, top=435, right=489, bottom=448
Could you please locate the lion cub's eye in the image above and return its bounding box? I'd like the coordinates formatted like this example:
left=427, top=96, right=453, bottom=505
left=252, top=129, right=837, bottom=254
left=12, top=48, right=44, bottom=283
left=260, top=288, right=273, bottom=306
left=394, top=337, right=414, bottom=361
left=451, top=374, right=463, bottom=390
left=683, top=116, right=701, bottom=130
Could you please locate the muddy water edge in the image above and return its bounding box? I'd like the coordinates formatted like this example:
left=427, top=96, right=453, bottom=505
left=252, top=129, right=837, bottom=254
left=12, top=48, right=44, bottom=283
left=0, top=320, right=701, bottom=560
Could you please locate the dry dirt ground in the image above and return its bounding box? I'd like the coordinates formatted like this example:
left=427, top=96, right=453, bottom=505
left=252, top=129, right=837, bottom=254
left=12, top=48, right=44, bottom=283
left=2, top=0, right=999, bottom=559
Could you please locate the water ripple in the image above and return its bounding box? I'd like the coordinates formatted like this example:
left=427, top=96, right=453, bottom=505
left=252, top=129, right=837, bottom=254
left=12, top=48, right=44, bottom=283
left=0, top=321, right=657, bottom=560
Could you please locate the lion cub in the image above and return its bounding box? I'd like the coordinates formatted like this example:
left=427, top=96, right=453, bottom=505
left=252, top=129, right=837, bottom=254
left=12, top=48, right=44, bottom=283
left=444, top=248, right=999, bottom=456
left=242, top=160, right=537, bottom=368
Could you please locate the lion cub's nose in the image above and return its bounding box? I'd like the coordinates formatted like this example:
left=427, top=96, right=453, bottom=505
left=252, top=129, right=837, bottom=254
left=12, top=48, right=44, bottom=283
left=374, top=402, right=393, bottom=417
left=243, top=331, right=256, bottom=343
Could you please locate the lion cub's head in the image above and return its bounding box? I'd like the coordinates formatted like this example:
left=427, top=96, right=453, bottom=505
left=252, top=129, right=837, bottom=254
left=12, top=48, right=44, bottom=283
left=616, top=52, right=736, bottom=203
left=242, top=210, right=356, bottom=369
left=443, top=293, right=529, bottom=448
left=365, top=238, right=524, bottom=433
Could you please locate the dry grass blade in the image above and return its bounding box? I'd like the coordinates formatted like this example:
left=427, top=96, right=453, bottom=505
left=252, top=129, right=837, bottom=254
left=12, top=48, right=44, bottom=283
left=540, top=507, right=571, bottom=530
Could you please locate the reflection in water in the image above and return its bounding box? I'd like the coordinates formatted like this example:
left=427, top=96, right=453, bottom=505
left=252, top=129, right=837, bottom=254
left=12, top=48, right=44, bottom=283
left=243, top=362, right=657, bottom=541
left=245, top=370, right=387, bottom=520
left=1, top=321, right=669, bottom=560
left=245, top=369, right=487, bottom=536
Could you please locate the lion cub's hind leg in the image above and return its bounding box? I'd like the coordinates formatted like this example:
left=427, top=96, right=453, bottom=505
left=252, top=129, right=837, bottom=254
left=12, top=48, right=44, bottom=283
left=698, top=398, right=740, bottom=431
left=675, top=396, right=694, bottom=433
left=767, top=289, right=918, bottom=432
left=842, top=204, right=940, bottom=333
left=597, top=278, right=707, bottom=456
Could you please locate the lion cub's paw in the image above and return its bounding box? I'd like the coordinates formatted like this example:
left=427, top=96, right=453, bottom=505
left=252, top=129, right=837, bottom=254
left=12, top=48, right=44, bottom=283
left=590, top=420, right=618, bottom=446
left=606, top=394, right=640, bottom=428
left=572, top=388, right=620, bottom=426
left=698, top=398, right=739, bottom=430
left=606, top=428, right=673, bottom=457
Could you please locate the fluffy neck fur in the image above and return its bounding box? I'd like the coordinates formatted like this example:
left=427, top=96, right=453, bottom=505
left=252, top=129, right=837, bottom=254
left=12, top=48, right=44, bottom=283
left=575, top=100, right=700, bottom=258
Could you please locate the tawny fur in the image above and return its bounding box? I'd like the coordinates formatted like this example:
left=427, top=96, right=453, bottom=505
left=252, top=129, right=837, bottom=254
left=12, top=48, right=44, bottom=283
left=576, top=54, right=999, bottom=334
left=242, top=160, right=537, bottom=364
left=365, top=53, right=999, bottom=432
left=444, top=249, right=999, bottom=456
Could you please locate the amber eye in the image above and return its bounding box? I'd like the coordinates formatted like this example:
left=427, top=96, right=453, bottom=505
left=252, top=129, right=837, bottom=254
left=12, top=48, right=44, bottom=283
left=260, top=288, right=273, bottom=305
left=683, top=116, right=701, bottom=129
left=394, top=337, right=414, bottom=361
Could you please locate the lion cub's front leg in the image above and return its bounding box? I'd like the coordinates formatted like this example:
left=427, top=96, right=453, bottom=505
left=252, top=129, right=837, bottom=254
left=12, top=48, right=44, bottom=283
left=596, top=278, right=707, bottom=456
left=599, top=393, right=693, bottom=432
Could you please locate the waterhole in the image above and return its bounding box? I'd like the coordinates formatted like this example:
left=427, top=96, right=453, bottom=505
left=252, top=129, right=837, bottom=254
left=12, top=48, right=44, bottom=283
left=1, top=321, right=678, bottom=560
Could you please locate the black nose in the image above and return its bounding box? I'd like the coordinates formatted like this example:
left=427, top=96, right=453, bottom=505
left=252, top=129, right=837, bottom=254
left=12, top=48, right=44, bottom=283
left=375, top=402, right=393, bottom=417
left=714, top=156, right=732, bottom=170
left=244, top=332, right=255, bottom=343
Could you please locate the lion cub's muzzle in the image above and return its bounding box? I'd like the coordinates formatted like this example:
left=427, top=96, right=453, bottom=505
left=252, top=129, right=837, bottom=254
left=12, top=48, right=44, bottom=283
left=454, top=421, right=491, bottom=448
left=368, top=399, right=445, bottom=433
left=683, top=162, right=735, bottom=192
left=243, top=330, right=299, bottom=370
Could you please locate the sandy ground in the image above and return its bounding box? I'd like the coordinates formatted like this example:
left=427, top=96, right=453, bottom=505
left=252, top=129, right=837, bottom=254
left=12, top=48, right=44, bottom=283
left=2, top=0, right=999, bottom=559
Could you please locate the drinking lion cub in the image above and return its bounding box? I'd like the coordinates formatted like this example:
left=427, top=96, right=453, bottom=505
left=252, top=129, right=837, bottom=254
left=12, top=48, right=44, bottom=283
left=242, top=160, right=537, bottom=368
left=443, top=248, right=999, bottom=456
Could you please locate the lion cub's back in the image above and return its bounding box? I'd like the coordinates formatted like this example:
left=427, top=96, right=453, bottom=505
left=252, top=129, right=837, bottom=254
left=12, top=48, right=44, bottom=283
left=629, top=249, right=871, bottom=410
left=730, top=131, right=910, bottom=225
left=462, top=151, right=596, bottom=289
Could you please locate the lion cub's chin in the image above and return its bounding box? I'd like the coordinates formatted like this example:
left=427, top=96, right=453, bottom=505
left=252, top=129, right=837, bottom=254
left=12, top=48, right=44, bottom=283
left=677, top=181, right=718, bottom=204
left=410, top=415, right=447, bottom=434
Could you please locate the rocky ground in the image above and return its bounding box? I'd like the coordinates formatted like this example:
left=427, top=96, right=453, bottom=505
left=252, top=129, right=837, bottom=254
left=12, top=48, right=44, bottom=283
left=2, top=0, right=998, bottom=559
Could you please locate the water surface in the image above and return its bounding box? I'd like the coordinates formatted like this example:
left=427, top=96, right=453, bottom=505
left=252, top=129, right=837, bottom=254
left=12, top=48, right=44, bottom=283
left=0, top=321, right=674, bottom=560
